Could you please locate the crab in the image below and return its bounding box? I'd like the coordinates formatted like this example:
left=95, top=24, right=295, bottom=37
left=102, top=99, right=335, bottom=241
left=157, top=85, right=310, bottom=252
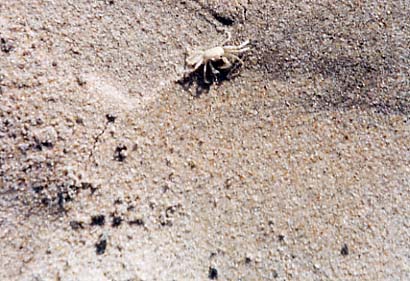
left=185, top=32, right=250, bottom=83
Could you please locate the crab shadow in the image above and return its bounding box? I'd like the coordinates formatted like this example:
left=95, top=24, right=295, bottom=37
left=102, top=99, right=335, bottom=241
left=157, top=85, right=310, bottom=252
left=176, top=62, right=243, bottom=97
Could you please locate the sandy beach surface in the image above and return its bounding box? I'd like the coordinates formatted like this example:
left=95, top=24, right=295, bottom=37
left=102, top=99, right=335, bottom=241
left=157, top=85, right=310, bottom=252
left=1, top=1, right=409, bottom=280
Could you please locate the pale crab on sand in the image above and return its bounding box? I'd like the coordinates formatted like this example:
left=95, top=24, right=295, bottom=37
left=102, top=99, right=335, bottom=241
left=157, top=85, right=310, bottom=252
left=185, top=32, right=250, bottom=83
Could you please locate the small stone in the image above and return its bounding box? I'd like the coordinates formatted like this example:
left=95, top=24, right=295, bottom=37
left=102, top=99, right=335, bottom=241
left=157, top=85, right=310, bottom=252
left=76, top=75, right=86, bottom=86
left=106, top=113, right=117, bottom=123
left=114, top=145, right=127, bottom=162
left=70, top=221, right=84, bottom=230
left=0, top=38, right=14, bottom=53
left=95, top=236, right=107, bottom=255
left=111, top=216, right=122, bottom=227
left=128, top=218, right=144, bottom=226
left=341, top=244, right=349, bottom=256
left=208, top=267, right=218, bottom=279
left=90, top=215, right=105, bottom=226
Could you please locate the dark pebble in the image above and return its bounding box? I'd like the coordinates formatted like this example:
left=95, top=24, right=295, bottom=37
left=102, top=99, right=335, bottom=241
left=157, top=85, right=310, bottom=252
left=70, top=220, right=84, bottom=230
left=90, top=215, right=105, bottom=226
left=106, top=113, right=117, bottom=123
left=112, top=216, right=122, bottom=227
left=341, top=244, right=349, bottom=256
left=128, top=218, right=144, bottom=226
left=95, top=237, right=107, bottom=255
left=208, top=267, right=218, bottom=279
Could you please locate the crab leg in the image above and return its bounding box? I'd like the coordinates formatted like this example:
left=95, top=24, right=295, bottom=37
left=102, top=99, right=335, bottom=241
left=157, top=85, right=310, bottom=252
left=193, top=59, right=203, bottom=72
left=226, top=54, right=244, bottom=65
left=237, top=47, right=251, bottom=53
left=237, top=40, right=250, bottom=49
left=184, top=59, right=203, bottom=77
left=209, top=62, right=220, bottom=74
left=224, top=40, right=250, bottom=51
left=225, top=48, right=250, bottom=55
left=203, top=62, right=211, bottom=83
left=220, top=57, right=232, bottom=69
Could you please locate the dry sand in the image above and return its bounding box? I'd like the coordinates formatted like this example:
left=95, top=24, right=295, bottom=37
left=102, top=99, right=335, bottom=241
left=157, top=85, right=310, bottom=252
left=1, top=1, right=409, bottom=280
